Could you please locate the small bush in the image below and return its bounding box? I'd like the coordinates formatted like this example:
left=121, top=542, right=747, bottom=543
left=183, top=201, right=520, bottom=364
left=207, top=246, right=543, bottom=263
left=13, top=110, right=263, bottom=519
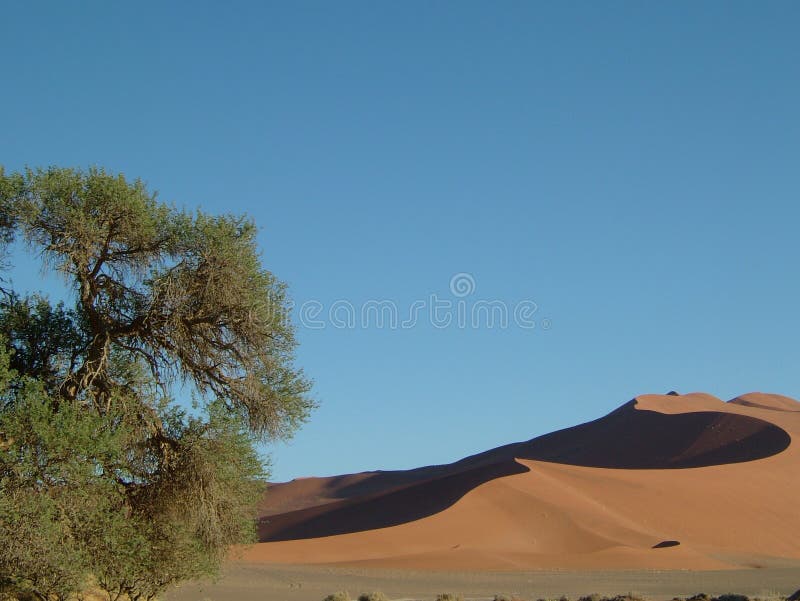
left=575, top=595, right=646, bottom=601
left=436, top=594, right=463, bottom=601
left=323, top=593, right=352, bottom=601
left=717, top=596, right=749, bottom=601
left=358, top=593, right=389, bottom=601
left=494, top=595, right=526, bottom=601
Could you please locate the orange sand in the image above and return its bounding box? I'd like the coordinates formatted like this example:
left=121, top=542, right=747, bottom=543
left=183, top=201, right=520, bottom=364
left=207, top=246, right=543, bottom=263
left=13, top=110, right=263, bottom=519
left=243, top=392, right=800, bottom=570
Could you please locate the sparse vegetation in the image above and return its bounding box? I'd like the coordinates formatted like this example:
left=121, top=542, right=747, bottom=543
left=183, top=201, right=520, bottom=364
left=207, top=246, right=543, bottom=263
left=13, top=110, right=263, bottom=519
left=310, top=593, right=800, bottom=601
left=577, top=594, right=646, bottom=601
left=573, top=595, right=752, bottom=601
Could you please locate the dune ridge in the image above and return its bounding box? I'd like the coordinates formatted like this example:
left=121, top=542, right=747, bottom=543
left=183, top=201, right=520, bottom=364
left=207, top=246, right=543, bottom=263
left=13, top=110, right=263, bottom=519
left=245, top=392, right=800, bottom=571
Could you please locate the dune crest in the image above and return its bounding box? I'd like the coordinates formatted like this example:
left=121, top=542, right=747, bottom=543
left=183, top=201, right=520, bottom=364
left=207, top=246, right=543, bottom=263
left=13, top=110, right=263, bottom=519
left=729, top=392, right=800, bottom=412
left=246, top=392, right=800, bottom=570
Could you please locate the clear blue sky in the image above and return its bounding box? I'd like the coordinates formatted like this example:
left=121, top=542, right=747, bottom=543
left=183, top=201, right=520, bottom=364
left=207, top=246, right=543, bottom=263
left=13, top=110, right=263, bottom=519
left=2, top=1, right=799, bottom=482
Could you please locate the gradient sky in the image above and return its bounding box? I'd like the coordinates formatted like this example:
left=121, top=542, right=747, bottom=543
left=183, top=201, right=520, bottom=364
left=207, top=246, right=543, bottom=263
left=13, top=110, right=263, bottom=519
left=2, top=1, right=799, bottom=482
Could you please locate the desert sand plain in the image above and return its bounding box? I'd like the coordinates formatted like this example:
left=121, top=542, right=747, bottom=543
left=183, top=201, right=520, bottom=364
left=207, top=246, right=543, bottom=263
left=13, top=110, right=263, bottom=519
left=168, top=392, right=800, bottom=600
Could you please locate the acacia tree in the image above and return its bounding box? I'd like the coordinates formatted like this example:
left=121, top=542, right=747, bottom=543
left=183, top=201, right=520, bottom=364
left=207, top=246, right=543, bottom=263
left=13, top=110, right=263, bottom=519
left=0, top=166, right=314, bottom=600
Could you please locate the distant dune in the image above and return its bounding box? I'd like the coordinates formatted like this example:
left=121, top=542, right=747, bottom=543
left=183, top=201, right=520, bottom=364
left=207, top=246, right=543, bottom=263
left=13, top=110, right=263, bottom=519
left=244, top=392, right=800, bottom=570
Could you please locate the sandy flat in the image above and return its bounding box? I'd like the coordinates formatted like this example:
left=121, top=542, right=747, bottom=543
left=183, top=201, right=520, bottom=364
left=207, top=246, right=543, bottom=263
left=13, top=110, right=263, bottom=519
left=165, top=562, right=800, bottom=601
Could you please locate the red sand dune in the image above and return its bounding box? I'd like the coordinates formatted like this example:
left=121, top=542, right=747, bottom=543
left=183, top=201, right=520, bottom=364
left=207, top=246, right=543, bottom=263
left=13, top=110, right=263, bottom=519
left=243, top=392, right=800, bottom=570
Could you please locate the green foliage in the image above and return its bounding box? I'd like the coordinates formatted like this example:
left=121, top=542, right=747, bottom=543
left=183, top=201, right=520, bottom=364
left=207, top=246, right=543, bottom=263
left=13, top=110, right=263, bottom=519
left=435, top=595, right=463, bottom=601
left=0, top=339, right=14, bottom=394
left=0, top=166, right=314, bottom=600
left=0, top=294, right=86, bottom=392
left=0, top=373, right=127, bottom=600
left=0, top=167, right=20, bottom=277
left=322, top=593, right=352, bottom=601
left=358, top=593, right=389, bottom=601
left=4, top=166, right=313, bottom=436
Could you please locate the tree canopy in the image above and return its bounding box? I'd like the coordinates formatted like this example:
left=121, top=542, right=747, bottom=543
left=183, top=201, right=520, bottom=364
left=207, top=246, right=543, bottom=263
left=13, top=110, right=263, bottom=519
left=0, top=166, right=314, bottom=601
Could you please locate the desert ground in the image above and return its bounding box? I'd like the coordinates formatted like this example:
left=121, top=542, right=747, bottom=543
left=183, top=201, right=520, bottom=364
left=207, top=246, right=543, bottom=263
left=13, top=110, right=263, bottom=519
left=165, top=562, right=800, bottom=601
left=248, top=392, right=800, bottom=570
left=168, top=392, right=800, bottom=600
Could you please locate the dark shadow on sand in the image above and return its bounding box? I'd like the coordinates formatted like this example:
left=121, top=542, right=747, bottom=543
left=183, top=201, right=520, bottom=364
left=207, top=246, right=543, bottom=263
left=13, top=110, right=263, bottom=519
left=259, top=403, right=790, bottom=542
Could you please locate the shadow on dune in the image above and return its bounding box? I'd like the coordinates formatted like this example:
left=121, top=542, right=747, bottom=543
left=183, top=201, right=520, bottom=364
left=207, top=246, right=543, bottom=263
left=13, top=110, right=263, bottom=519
left=259, top=402, right=791, bottom=542
left=258, top=459, right=529, bottom=542
left=511, top=403, right=791, bottom=469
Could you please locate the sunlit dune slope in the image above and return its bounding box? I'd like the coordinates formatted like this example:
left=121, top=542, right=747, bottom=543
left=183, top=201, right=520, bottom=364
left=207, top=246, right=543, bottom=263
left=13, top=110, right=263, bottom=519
left=243, top=392, right=800, bottom=570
